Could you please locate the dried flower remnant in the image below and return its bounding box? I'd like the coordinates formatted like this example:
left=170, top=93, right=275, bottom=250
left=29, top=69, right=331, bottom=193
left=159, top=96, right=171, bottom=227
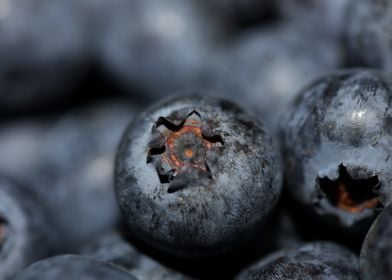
left=147, top=110, right=223, bottom=192
left=317, top=165, right=382, bottom=214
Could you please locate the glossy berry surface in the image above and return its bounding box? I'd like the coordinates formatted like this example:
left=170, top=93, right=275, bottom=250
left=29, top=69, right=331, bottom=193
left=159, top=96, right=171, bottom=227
left=15, top=255, right=137, bottom=280
left=280, top=69, right=392, bottom=229
left=360, top=203, right=392, bottom=280
left=115, top=93, right=282, bottom=257
left=236, top=242, right=358, bottom=280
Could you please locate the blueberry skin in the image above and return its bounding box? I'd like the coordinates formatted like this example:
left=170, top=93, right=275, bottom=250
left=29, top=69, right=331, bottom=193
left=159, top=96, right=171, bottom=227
left=83, top=232, right=193, bottom=280
left=236, top=242, right=359, bottom=280
left=280, top=69, right=392, bottom=229
left=206, top=23, right=342, bottom=130
left=360, top=203, right=392, bottom=280
left=115, top=92, right=282, bottom=257
left=0, top=0, right=90, bottom=112
left=39, top=101, right=136, bottom=252
left=15, top=255, right=138, bottom=280
left=98, top=0, right=224, bottom=100
left=0, top=177, right=54, bottom=280
left=344, top=0, right=392, bottom=71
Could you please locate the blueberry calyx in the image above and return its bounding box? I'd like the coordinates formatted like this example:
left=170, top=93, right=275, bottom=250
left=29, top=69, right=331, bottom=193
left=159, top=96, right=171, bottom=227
left=147, top=110, right=223, bottom=193
left=316, top=164, right=382, bottom=214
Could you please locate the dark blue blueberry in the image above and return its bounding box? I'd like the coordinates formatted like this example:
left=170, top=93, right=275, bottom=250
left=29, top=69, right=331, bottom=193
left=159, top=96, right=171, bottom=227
left=236, top=242, right=359, bottom=280
left=15, top=255, right=138, bottom=280
left=205, top=23, right=342, bottom=129
left=0, top=177, right=54, bottom=279
left=0, top=0, right=91, bottom=112
left=280, top=69, right=392, bottom=229
left=39, top=101, right=136, bottom=252
left=360, top=202, right=392, bottom=280
left=98, top=0, right=225, bottom=100
left=344, top=0, right=392, bottom=71
left=115, top=92, right=282, bottom=257
left=82, top=232, right=193, bottom=280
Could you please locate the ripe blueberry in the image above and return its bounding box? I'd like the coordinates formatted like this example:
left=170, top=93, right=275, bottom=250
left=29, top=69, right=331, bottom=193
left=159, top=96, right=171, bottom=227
left=236, top=242, right=359, bottom=279
left=115, top=92, right=282, bottom=257
left=360, top=202, right=392, bottom=280
left=15, top=255, right=138, bottom=280
left=280, top=69, right=392, bottom=229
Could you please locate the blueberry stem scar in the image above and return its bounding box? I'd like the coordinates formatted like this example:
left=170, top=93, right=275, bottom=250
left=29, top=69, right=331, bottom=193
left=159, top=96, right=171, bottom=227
left=0, top=216, right=6, bottom=250
left=318, top=164, right=382, bottom=213
left=147, top=110, right=223, bottom=192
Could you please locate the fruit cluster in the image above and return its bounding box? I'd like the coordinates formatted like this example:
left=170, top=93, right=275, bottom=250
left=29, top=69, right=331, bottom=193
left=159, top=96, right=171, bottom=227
left=1, top=0, right=391, bottom=279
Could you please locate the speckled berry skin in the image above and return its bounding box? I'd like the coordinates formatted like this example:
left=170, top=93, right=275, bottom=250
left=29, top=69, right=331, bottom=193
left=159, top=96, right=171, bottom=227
left=236, top=242, right=359, bottom=280
left=345, top=0, right=392, bottom=71
left=15, top=255, right=138, bottom=280
left=360, top=203, right=392, bottom=280
left=115, top=92, right=282, bottom=258
left=280, top=69, right=392, bottom=229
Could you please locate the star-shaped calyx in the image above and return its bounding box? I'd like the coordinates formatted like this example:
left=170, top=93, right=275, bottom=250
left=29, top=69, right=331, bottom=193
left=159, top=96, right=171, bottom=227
left=0, top=216, right=7, bottom=251
left=316, top=164, right=382, bottom=213
left=147, top=110, right=223, bottom=193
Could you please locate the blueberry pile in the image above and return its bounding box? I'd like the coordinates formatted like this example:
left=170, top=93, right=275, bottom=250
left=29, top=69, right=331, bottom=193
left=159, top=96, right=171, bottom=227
left=1, top=0, right=392, bottom=279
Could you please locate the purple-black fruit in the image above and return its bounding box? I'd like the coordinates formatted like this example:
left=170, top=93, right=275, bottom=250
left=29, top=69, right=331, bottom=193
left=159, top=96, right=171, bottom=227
left=0, top=177, right=54, bottom=279
left=360, top=202, right=392, bottom=280
left=280, top=69, right=392, bottom=229
left=236, top=241, right=358, bottom=280
left=115, top=92, right=282, bottom=257
left=15, top=255, right=138, bottom=280
left=344, top=0, right=392, bottom=71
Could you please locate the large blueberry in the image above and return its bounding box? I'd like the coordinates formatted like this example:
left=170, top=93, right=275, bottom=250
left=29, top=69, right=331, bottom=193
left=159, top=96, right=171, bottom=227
left=360, top=202, right=392, bottom=280
left=236, top=242, right=358, bottom=280
left=15, top=255, right=138, bottom=280
left=115, top=92, right=282, bottom=257
left=0, top=177, right=54, bottom=279
left=280, top=69, right=392, bottom=229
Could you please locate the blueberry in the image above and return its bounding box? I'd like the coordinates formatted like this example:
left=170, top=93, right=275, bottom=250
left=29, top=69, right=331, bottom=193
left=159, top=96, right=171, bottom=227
left=98, top=0, right=225, bottom=100
left=280, top=69, right=392, bottom=229
left=15, top=255, right=138, bottom=280
left=0, top=177, right=54, bottom=279
left=0, top=0, right=91, bottom=112
left=360, top=202, right=392, bottom=280
left=82, top=232, right=192, bottom=280
left=344, top=0, right=392, bottom=71
left=115, top=92, right=282, bottom=257
left=236, top=241, right=359, bottom=280
left=206, top=23, right=342, bottom=129
left=39, top=101, right=136, bottom=252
